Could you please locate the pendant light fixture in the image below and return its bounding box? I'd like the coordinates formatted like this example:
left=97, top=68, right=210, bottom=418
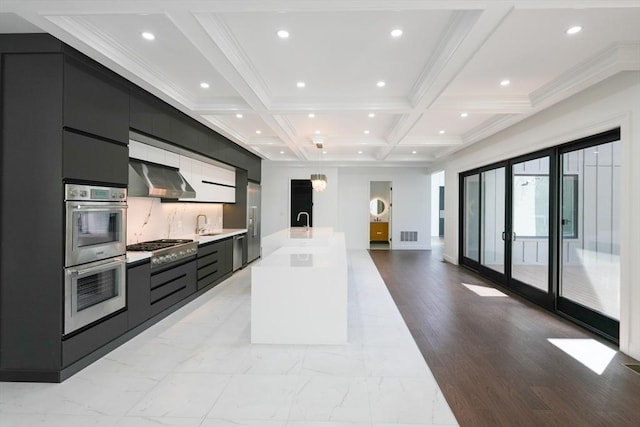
left=311, top=173, right=327, bottom=192
left=310, top=136, right=327, bottom=192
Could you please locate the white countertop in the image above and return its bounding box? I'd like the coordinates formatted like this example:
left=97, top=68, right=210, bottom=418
left=126, top=228, right=247, bottom=264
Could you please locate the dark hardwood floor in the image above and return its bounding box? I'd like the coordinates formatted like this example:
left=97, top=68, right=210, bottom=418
left=368, top=246, right=640, bottom=427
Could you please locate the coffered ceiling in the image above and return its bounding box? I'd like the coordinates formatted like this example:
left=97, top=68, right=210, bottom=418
left=1, top=1, right=639, bottom=167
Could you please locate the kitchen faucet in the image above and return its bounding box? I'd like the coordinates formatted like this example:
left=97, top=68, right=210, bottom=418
left=296, top=211, right=310, bottom=230
left=196, top=214, right=209, bottom=234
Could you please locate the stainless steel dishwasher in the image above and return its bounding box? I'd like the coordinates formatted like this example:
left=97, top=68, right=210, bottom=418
left=233, top=234, right=245, bottom=271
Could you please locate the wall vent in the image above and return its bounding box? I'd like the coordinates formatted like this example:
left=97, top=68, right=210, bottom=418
left=400, top=231, right=418, bottom=242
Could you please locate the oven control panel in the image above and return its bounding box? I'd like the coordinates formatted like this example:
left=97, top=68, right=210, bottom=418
left=65, top=184, right=127, bottom=201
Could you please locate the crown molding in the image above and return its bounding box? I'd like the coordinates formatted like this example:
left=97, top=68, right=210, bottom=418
left=531, top=42, right=640, bottom=110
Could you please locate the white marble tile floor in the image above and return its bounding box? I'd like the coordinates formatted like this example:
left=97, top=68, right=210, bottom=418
left=0, top=250, right=458, bottom=427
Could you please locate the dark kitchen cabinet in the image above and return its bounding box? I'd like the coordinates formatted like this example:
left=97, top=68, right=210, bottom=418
left=1, top=33, right=261, bottom=383
left=63, top=130, right=128, bottom=185
left=127, top=261, right=152, bottom=329
left=197, top=238, right=233, bottom=290
left=1, top=50, right=64, bottom=382
left=149, top=259, right=197, bottom=316
left=64, top=56, right=130, bottom=144
left=62, top=311, right=128, bottom=367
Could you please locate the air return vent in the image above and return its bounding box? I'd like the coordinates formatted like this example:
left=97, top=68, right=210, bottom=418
left=400, top=231, right=418, bottom=242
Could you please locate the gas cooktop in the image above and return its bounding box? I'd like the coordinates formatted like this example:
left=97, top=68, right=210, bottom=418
left=126, top=239, right=193, bottom=252
left=127, top=239, right=198, bottom=269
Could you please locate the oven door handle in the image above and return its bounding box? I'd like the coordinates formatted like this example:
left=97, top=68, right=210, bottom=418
left=68, top=257, right=126, bottom=276
left=70, top=205, right=127, bottom=212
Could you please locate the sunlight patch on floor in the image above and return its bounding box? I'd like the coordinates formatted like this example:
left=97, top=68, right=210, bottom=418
left=462, top=283, right=508, bottom=297
left=547, top=338, right=616, bottom=375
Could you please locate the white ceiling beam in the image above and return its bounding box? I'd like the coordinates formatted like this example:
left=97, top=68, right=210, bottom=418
left=379, top=6, right=513, bottom=161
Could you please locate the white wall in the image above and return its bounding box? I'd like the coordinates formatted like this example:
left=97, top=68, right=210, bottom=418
left=261, top=164, right=431, bottom=250
left=441, top=71, right=640, bottom=359
left=260, top=165, right=339, bottom=237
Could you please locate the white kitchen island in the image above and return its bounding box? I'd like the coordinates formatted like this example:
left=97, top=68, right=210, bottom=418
left=251, top=227, right=348, bottom=345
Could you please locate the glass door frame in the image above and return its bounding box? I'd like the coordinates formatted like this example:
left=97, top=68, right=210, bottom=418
left=506, top=148, right=557, bottom=310
left=555, top=129, right=621, bottom=341
left=459, top=161, right=509, bottom=287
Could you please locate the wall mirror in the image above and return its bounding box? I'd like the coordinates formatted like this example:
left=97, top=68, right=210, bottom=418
left=370, top=198, right=387, bottom=216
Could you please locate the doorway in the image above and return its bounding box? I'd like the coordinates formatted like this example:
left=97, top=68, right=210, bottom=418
left=290, top=179, right=313, bottom=227
left=369, top=181, right=391, bottom=250
left=431, top=170, right=445, bottom=249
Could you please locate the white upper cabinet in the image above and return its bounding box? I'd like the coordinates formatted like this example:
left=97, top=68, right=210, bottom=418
left=129, top=140, right=180, bottom=168
left=129, top=140, right=236, bottom=203
left=180, top=157, right=236, bottom=203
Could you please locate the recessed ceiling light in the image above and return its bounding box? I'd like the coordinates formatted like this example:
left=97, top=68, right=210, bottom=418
left=357, top=150, right=363, bottom=154
left=141, top=32, right=155, bottom=41
left=368, top=113, right=375, bottom=118
left=390, top=28, right=403, bottom=38
left=315, top=130, right=321, bottom=135
left=279, top=150, right=285, bottom=154
left=460, top=112, right=468, bottom=118
left=296, top=81, right=306, bottom=88
left=308, top=113, right=315, bottom=118
left=200, top=82, right=210, bottom=89
left=364, top=130, right=370, bottom=135
left=412, top=150, right=417, bottom=154
left=376, top=81, right=386, bottom=88
left=566, top=26, right=582, bottom=35
left=439, top=130, right=445, bottom=134
left=235, top=113, right=243, bottom=118
left=256, top=130, right=262, bottom=134
left=500, top=79, right=511, bottom=87
left=277, top=29, right=290, bottom=39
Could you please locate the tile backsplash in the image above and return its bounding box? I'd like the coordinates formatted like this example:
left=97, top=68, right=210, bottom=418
left=127, top=197, right=223, bottom=244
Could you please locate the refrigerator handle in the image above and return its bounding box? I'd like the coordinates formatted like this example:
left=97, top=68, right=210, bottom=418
left=250, top=206, right=258, bottom=237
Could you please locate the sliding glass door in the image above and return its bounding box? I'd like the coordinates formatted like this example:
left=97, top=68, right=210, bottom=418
left=480, top=167, right=506, bottom=283
left=458, top=129, right=620, bottom=341
left=509, top=153, right=553, bottom=306
left=462, top=173, right=480, bottom=265
left=557, top=138, right=621, bottom=340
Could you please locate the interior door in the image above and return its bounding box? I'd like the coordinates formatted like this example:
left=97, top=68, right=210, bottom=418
left=290, top=179, right=313, bottom=227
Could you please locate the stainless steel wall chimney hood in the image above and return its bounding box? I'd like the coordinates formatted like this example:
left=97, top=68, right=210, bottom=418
left=128, top=159, right=196, bottom=199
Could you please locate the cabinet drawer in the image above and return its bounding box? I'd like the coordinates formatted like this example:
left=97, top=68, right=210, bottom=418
left=197, top=251, right=220, bottom=267
left=149, top=260, right=196, bottom=315
left=198, top=261, right=220, bottom=281
left=370, top=222, right=389, bottom=241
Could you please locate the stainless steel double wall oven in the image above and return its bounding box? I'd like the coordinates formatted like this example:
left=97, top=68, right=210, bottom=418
left=64, top=184, right=127, bottom=335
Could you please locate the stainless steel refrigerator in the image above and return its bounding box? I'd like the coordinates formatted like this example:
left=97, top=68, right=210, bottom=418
left=247, top=182, right=261, bottom=262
